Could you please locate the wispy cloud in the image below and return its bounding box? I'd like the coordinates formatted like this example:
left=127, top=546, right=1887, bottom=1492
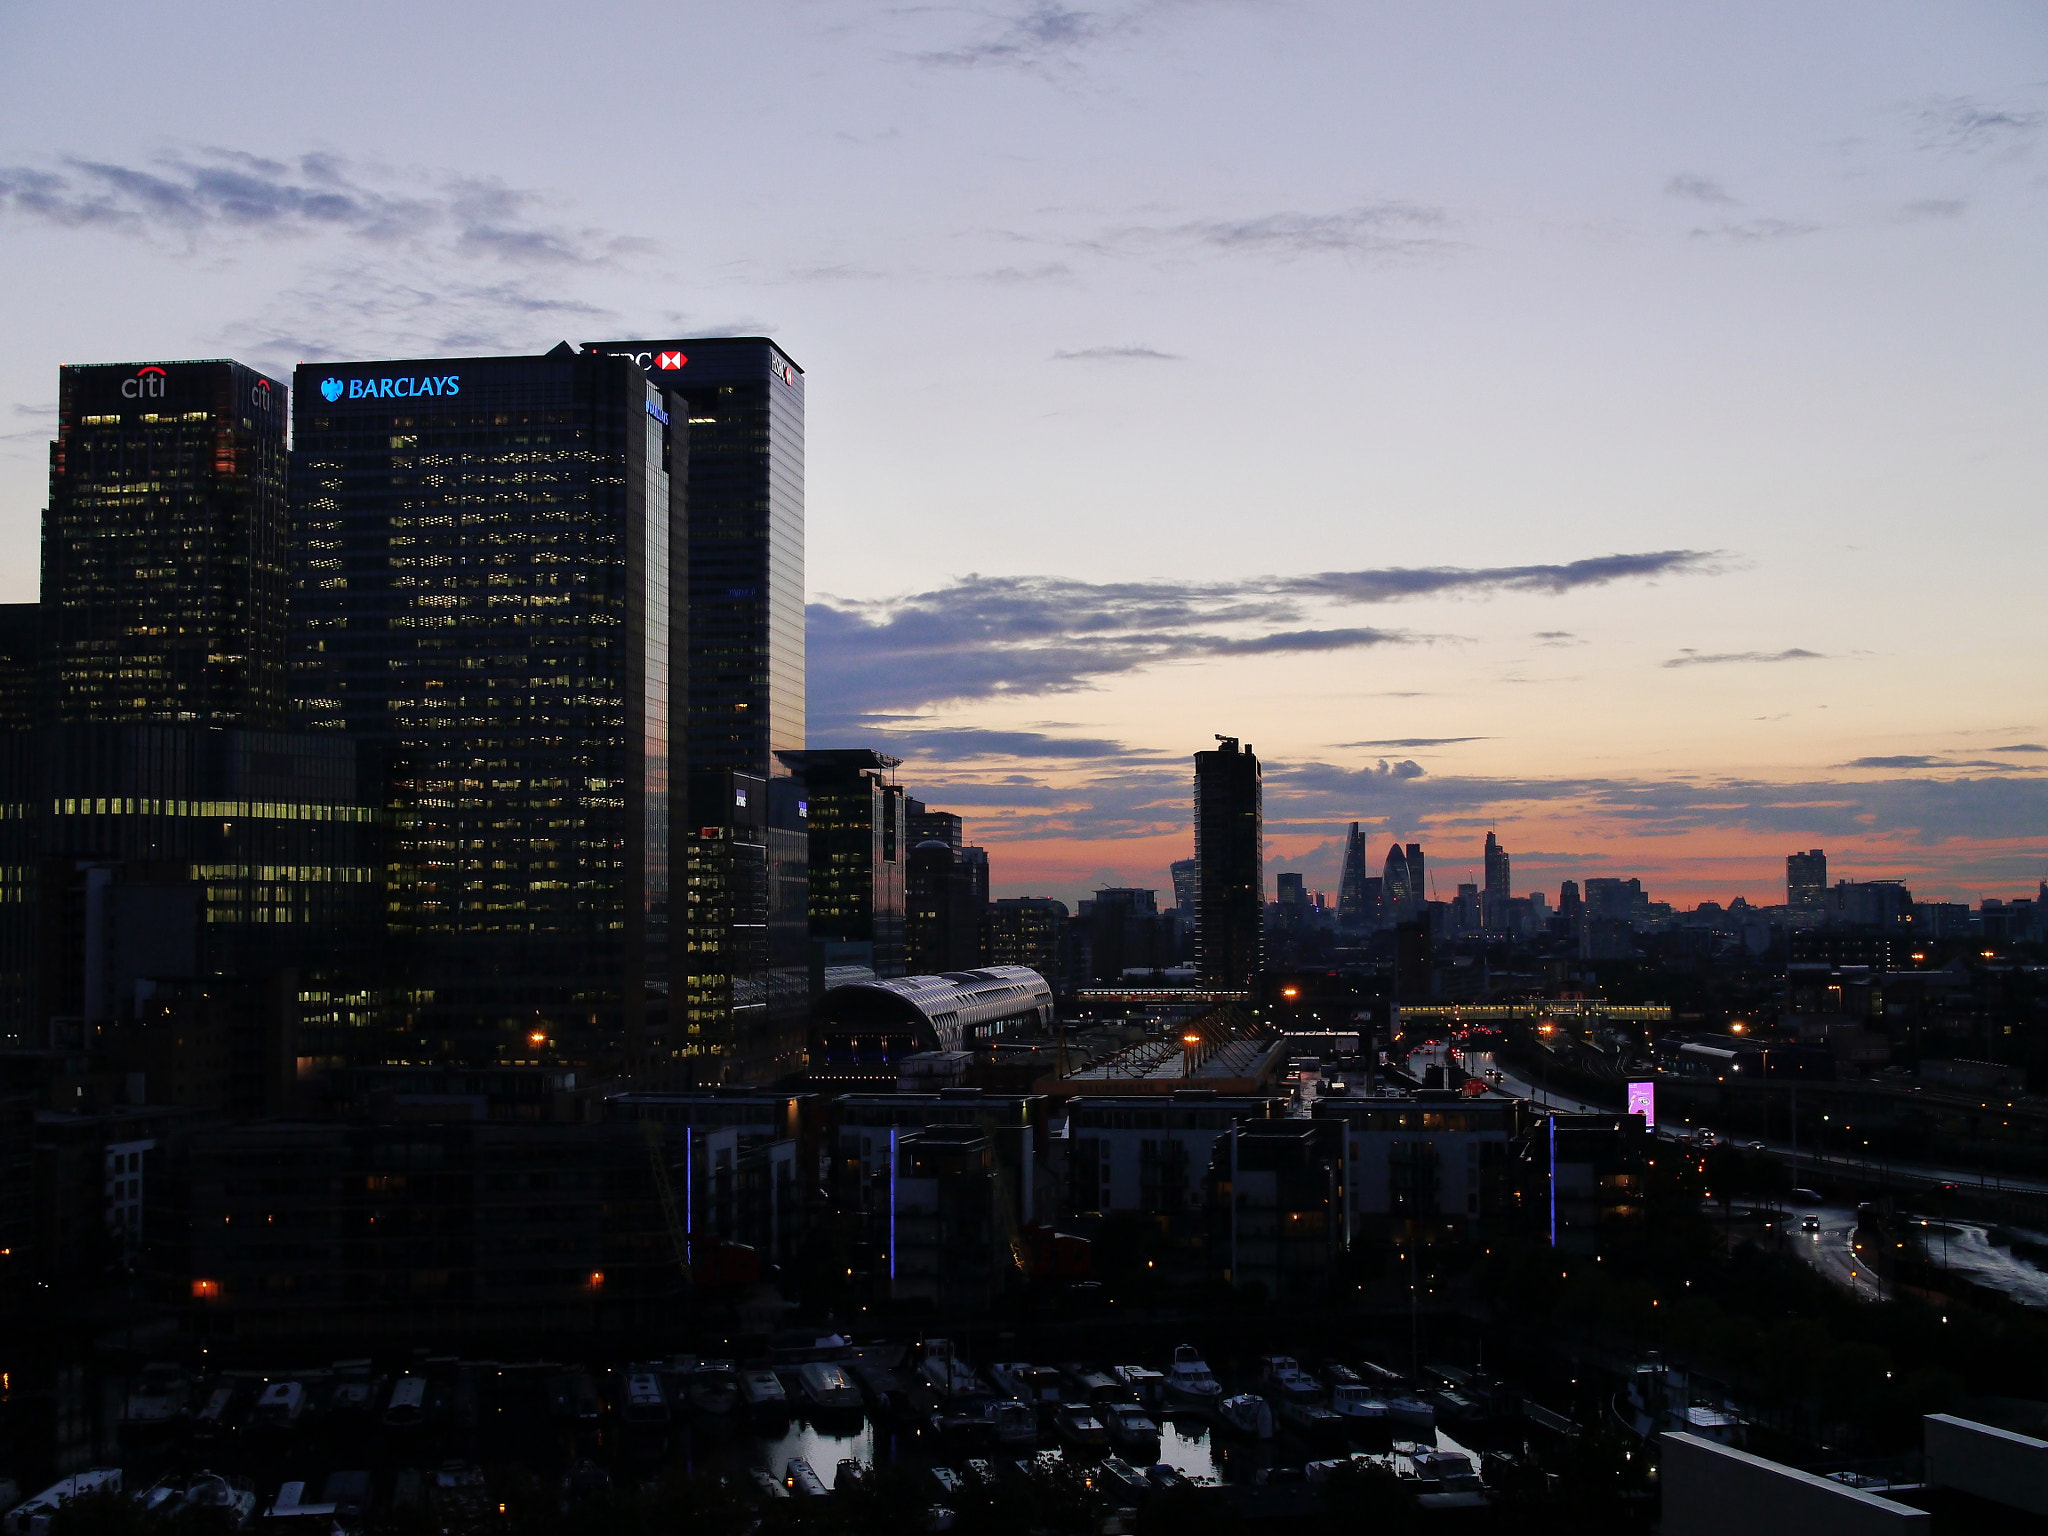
left=1913, top=95, right=2045, bottom=154
left=1841, top=755, right=1944, bottom=769
left=1688, top=218, right=1820, bottom=243
left=1336, top=738, right=1488, bottom=749
left=817, top=727, right=1149, bottom=762
left=1991, top=743, right=2046, bottom=754
left=0, top=149, right=645, bottom=265
left=811, top=551, right=1718, bottom=725
left=1052, top=344, right=1182, bottom=360
left=0, top=148, right=662, bottom=365
left=1665, top=174, right=1736, bottom=204
left=1896, top=198, right=1967, bottom=221
left=1087, top=201, right=1455, bottom=264
left=1663, top=647, right=1823, bottom=668
left=905, top=2, right=1110, bottom=71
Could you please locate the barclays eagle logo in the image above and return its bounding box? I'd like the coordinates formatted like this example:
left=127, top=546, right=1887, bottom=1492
left=320, top=378, right=344, bottom=402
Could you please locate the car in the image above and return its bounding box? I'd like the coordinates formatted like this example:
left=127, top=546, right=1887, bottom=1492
left=1801, top=1215, right=1820, bottom=1233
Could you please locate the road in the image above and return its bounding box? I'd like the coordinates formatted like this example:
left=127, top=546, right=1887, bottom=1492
left=1902, top=1217, right=2048, bottom=1307
left=1784, top=1203, right=1890, bottom=1303
left=1444, top=1047, right=2048, bottom=1199
left=1447, top=1047, right=1614, bottom=1115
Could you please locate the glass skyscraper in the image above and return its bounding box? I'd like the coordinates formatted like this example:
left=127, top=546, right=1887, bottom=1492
left=43, top=360, right=290, bottom=728
left=584, top=338, right=804, bottom=779
left=290, top=349, right=678, bottom=1063
left=1193, top=736, right=1263, bottom=987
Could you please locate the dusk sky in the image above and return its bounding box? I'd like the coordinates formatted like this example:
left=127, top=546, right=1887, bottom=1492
left=3, top=2, right=2043, bottom=908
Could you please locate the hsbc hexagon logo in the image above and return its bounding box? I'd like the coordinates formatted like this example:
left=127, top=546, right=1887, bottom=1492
left=656, top=351, right=686, bottom=370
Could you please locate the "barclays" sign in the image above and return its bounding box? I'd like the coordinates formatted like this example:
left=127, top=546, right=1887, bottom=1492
left=318, top=374, right=461, bottom=403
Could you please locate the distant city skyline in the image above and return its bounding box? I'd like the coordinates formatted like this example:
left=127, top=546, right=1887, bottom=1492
left=2, top=3, right=2042, bottom=909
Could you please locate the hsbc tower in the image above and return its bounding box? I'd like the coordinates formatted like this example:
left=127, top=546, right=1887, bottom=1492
left=584, top=336, right=805, bottom=781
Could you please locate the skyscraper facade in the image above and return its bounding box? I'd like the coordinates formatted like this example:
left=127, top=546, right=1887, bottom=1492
left=586, top=338, right=803, bottom=780
left=1170, top=858, right=1197, bottom=916
left=1787, top=849, right=1827, bottom=911
left=1383, top=843, right=1411, bottom=920
left=291, top=348, right=678, bottom=1062
left=44, top=359, right=290, bottom=727
left=1483, top=830, right=1510, bottom=930
left=1336, top=822, right=1372, bottom=929
left=777, top=749, right=906, bottom=977
left=1193, top=736, right=1262, bottom=987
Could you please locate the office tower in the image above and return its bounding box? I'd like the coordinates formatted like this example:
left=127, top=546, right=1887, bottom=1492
left=679, top=767, right=769, bottom=1077
left=1787, top=849, right=1827, bottom=911
left=981, top=897, right=1067, bottom=977
left=1193, top=736, right=1262, bottom=987
left=586, top=337, right=803, bottom=779
left=1383, top=843, right=1411, bottom=919
left=906, top=797, right=963, bottom=851
left=1482, top=830, right=1510, bottom=930
left=0, top=605, right=36, bottom=730
left=1169, top=858, right=1197, bottom=915
left=1336, top=822, right=1371, bottom=929
left=44, top=360, right=290, bottom=728
left=1406, top=843, right=1427, bottom=910
left=291, top=348, right=678, bottom=1062
left=958, top=845, right=989, bottom=907
left=907, top=838, right=979, bottom=975
left=1277, top=872, right=1307, bottom=908
left=777, top=749, right=906, bottom=976
left=1558, top=880, right=1582, bottom=923
left=1090, top=887, right=1167, bottom=982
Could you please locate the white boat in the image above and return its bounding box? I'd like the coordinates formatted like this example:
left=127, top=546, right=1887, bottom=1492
left=747, top=1468, right=788, bottom=1501
left=738, top=1368, right=788, bottom=1415
left=783, top=1460, right=828, bottom=1498
left=795, top=1361, right=864, bottom=1414
left=123, top=1364, right=191, bottom=1426
left=1305, top=1456, right=1368, bottom=1484
left=985, top=1399, right=1039, bottom=1448
left=1098, top=1457, right=1152, bottom=1502
left=1329, top=1384, right=1390, bottom=1425
left=1162, top=1345, right=1223, bottom=1412
left=921, top=1340, right=982, bottom=1400
left=250, top=1382, right=306, bottom=1429
left=1257, top=1356, right=1323, bottom=1406
left=622, top=1373, right=669, bottom=1425
left=134, top=1472, right=256, bottom=1528
left=6, top=1472, right=122, bottom=1536
left=1216, top=1394, right=1274, bottom=1439
left=382, top=1375, right=426, bottom=1429
left=1385, top=1394, right=1436, bottom=1431
left=1054, top=1403, right=1109, bottom=1451
left=1101, top=1402, right=1159, bottom=1454
left=1112, top=1365, right=1165, bottom=1408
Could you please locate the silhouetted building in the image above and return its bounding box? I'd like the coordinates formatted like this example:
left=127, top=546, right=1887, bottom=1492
left=1194, top=737, right=1262, bottom=987
left=0, top=604, right=37, bottom=730
left=1483, top=830, right=1510, bottom=929
left=907, top=840, right=980, bottom=976
left=678, top=767, right=810, bottom=1080
left=291, top=348, right=677, bottom=1063
left=1336, top=822, right=1373, bottom=930
left=777, top=749, right=906, bottom=977
left=586, top=337, right=804, bottom=780
left=981, top=897, right=1066, bottom=978
left=1787, top=849, right=1828, bottom=911
left=1169, top=858, right=1197, bottom=916
left=905, top=798, right=962, bottom=851
left=44, top=360, right=290, bottom=729
left=1829, top=879, right=1912, bottom=930
left=1090, top=887, right=1169, bottom=982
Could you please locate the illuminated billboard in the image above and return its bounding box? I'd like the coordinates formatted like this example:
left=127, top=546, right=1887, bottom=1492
left=1627, top=1079, right=1656, bottom=1127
